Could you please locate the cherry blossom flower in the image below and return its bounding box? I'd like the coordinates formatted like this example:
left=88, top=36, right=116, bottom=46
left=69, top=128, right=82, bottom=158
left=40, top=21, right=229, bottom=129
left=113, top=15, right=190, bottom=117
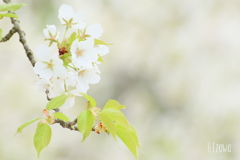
left=33, top=4, right=110, bottom=110
left=35, top=78, right=54, bottom=98
left=58, top=4, right=86, bottom=29
left=71, top=38, right=98, bottom=67
left=55, top=70, right=78, bottom=92
left=43, top=25, right=59, bottom=41
left=94, top=122, right=108, bottom=134
left=75, top=67, right=100, bottom=92
left=33, top=45, right=68, bottom=79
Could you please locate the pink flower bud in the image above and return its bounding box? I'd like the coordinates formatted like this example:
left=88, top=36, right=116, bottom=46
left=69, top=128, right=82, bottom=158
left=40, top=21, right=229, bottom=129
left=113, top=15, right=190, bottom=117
left=41, top=119, right=47, bottom=124
left=43, top=109, right=49, bottom=117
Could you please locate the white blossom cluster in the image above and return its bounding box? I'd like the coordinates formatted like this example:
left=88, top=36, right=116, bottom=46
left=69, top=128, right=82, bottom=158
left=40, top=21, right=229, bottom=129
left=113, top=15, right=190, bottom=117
left=33, top=4, right=109, bottom=109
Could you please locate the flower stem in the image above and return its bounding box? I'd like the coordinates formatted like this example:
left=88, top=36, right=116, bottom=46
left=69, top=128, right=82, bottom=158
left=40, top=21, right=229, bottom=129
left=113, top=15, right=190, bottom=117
left=64, top=79, right=67, bottom=92
left=64, top=27, right=68, bottom=39
left=67, top=64, right=76, bottom=70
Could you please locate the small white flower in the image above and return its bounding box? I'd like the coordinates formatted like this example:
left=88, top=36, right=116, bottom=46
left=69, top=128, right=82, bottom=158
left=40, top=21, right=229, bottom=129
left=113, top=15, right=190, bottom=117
left=33, top=45, right=68, bottom=79
left=43, top=25, right=59, bottom=40
left=61, top=89, right=83, bottom=109
left=58, top=4, right=86, bottom=29
left=85, top=23, right=103, bottom=39
left=55, top=70, right=78, bottom=92
left=71, top=38, right=98, bottom=67
left=35, top=78, right=54, bottom=98
left=76, top=67, right=101, bottom=92
left=95, top=45, right=109, bottom=56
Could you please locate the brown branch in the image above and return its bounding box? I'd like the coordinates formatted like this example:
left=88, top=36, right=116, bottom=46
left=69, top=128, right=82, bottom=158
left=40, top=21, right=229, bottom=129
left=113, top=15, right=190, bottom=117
left=0, top=26, right=17, bottom=42
left=2, top=0, right=51, bottom=102
left=54, top=118, right=78, bottom=131
left=3, top=0, right=36, bottom=67
left=53, top=118, right=96, bottom=132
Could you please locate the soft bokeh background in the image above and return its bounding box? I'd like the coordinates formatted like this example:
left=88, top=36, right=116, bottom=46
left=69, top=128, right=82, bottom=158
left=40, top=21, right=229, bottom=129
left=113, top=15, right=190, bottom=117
left=1, top=0, right=240, bottom=159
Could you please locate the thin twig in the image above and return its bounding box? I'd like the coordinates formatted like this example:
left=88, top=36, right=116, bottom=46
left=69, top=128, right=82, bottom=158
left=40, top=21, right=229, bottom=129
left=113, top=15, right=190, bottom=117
left=53, top=118, right=96, bottom=132
left=3, top=0, right=36, bottom=67
left=0, top=26, right=17, bottom=42
left=54, top=118, right=78, bottom=131
left=3, top=0, right=50, bottom=102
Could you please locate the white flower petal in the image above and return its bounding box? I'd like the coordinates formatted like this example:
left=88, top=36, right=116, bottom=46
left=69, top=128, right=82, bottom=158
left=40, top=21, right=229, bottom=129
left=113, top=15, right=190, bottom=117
left=47, top=25, right=57, bottom=35
left=58, top=4, right=74, bottom=23
left=86, top=23, right=103, bottom=38
left=96, top=45, right=109, bottom=56
left=40, top=68, right=54, bottom=79
left=35, top=45, right=51, bottom=61
left=85, top=72, right=100, bottom=84
left=73, top=22, right=87, bottom=30
left=72, top=58, right=81, bottom=68
left=76, top=57, right=92, bottom=67
left=84, top=48, right=98, bottom=61
left=93, top=64, right=101, bottom=74
left=77, top=77, right=89, bottom=92
left=52, top=57, right=63, bottom=65
left=71, top=39, right=97, bottom=67
left=43, top=25, right=59, bottom=40
left=35, top=78, right=54, bottom=96
left=78, top=38, right=94, bottom=50
left=53, top=65, right=68, bottom=78
left=33, top=62, right=47, bottom=74
left=62, top=97, right=75, bottom=109
left=56, top=78, right=65, bottom=92
left=43, top=29, right=50, bottom=39
left=72, top=10, right=85, bottom=23
left=66, top=71, right=78, bottom=87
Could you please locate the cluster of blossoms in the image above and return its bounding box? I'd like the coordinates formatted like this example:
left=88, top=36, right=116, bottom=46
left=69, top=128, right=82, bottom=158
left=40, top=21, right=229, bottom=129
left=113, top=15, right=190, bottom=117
left=33, top=4, right=109, bottom=109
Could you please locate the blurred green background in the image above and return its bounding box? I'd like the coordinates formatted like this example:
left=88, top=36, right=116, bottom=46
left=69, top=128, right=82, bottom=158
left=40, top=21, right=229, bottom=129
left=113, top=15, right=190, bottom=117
left=1, top=0, right=240, bottom=159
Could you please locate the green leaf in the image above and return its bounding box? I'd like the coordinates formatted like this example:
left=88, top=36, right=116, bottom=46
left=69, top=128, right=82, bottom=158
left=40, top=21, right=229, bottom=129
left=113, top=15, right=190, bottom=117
left=34, top=123, right=52, bottom=158
left=60, top=52, right=71, bottom=59
left=129, top=125, right=140, bottom=148
left=68, top=32, right=77, bottom=45
left=116, top=124, right=138, bottom=158
left=0, top=28, right=2, bottom=41
left=54, top=112, right=70, bottom=122
left=80, top=93, right=96, bottom=107
left=103, top=100, right=126, bottom=110
left=100, top=108, right=129, bottom=129
left=98, top=112, right=116, bottom=139
left=46, top=94, right=68, bottom=110
left=14, top=118, right=42, bottom=136
left=94, top=39, right=113, bottom=45
left=0, top=3, right=26, bottom=12
left=60, top=39, right=67, bottom=48
left=77, top=110, right=95, bottom=142
left=97, top=54, right=105, bottom=64
left=0, top=13, right=18, bottom=18
left=60, top=53, right=72, bottom=67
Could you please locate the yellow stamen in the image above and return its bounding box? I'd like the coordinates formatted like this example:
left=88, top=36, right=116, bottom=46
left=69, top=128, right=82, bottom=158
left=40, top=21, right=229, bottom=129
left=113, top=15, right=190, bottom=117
left=46, top=62, right=53, bottom=69
left=78, top=69, right=88, bottom=77
left=76, top=49, right=85, bottom=56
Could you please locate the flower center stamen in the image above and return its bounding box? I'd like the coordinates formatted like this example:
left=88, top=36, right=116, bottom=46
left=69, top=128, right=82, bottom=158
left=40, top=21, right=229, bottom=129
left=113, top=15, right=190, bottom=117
left=78, top=69, right=88, bottom=77
left=46, top=62, right=54, bottom=69
left=76, top=49, right=85, bottom=57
